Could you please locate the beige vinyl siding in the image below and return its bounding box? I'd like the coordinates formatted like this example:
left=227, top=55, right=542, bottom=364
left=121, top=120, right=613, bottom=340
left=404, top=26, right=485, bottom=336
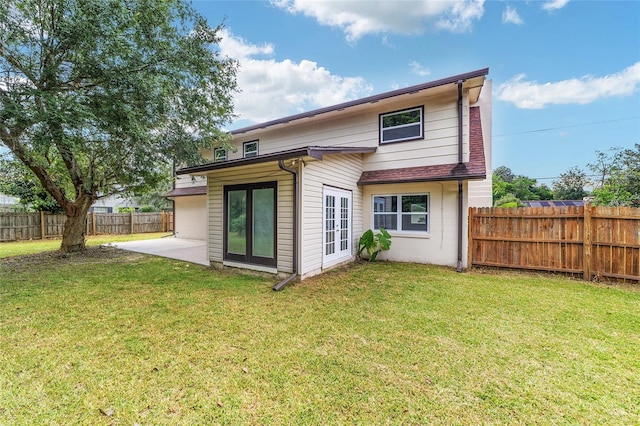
left=206, top=162, right=294, bottom=274
left=468, top=176, right=493, bottom=207
left=228, top=91, right=471, bottom=173
left=173, top=195, right=207, bottom=240
left=362, top=181, right=469, bottom=267
left=468, top=80, right=493, bottom=208
left=232, top=112, right=378, bottom=158
left=300, top=154, right=364, bottom=278
left=174, top=174, right=206, bottom=189
left=364, top=95, right=471, bottom=171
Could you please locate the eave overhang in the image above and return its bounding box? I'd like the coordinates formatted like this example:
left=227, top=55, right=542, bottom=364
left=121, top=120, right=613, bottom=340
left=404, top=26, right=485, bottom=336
left=163, top=186, right=207, bottom=197
left=177, top=146, right=377, bottom=175
left=231, top=68, right=489, bottom=136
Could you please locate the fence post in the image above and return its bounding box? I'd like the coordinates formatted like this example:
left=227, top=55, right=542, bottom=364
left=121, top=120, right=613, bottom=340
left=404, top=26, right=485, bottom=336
left=468, top=207, right=474, bottom=268
left=92, top=211, right=96, bottom=235
left=40, top=211, right=45, bottom=240
left=583, top=204, right=592, bottom=281
left=130, top=210, right=134, bottom=234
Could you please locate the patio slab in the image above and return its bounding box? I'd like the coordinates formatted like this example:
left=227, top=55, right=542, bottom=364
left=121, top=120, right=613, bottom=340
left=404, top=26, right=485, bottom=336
left=111, top=237, right=208, bottom=266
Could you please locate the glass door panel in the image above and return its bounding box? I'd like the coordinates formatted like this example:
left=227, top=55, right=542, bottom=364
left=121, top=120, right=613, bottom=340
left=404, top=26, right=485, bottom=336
left=227, top=190, right=246, bottom=255
left=325, top=194, right=335, bottom=256
left=252, top=187, right=275, bottom=258
left=224, top=182, right=277, bottom=267
left=323, top=188, right=351, bottom=265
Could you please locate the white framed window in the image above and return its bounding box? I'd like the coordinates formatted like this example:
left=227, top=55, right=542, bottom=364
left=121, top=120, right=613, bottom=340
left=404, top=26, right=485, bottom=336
left=379, top=106, right=424, bottom=144
left=243, top=140, right=258, bottom=158
left=373, top=194, right=429, bottom=233
left=214, top=147, right=227, bottom=162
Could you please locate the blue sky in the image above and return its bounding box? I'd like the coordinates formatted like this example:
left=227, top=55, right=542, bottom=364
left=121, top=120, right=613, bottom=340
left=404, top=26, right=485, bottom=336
left=193, top=0, right=640, bottom=185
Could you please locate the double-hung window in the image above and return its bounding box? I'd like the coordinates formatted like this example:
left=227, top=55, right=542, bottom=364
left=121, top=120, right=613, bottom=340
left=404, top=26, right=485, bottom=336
left=373, top=194, right=429, bottom=233
left=214, top=147, right=227, bottom=162
left=379, top=106, right=424, bottom=144
left=243, top=140, right=258, bottom=158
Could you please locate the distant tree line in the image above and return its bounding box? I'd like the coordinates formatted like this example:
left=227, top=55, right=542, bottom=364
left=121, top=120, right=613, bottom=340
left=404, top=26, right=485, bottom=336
left=493, top=144, right=639, bottom=207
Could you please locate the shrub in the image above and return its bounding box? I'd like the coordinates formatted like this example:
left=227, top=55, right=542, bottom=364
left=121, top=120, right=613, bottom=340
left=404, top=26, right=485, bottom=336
left=357, top=228, right=392, bottom=261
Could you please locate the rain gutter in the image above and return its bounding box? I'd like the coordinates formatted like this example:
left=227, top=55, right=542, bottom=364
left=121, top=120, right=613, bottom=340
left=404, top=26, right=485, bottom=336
left=273, top=159, right=299, bottom=291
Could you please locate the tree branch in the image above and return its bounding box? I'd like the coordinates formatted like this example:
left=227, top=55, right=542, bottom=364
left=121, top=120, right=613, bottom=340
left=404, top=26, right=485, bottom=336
left=0, top=125, right=71, bottom=213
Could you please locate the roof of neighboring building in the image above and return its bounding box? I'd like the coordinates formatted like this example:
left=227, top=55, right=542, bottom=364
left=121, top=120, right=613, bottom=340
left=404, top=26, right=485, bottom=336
left=357, top=106, right=487, bottom=185
left=231, top=68, right=489, bottom=135
left=522, top=200, right=585, bottom=207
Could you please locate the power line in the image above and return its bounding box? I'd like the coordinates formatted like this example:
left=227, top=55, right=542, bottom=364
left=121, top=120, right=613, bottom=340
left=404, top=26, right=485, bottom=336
left=494, top=116, right=640, bottom=138
left=532, top=174, right=602, bottom=181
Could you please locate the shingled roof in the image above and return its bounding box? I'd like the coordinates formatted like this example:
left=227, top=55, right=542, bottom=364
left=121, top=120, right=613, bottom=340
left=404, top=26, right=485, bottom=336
left=357, top=106, right=486, bottom=185
left=163, top=186, right=207, bottom=197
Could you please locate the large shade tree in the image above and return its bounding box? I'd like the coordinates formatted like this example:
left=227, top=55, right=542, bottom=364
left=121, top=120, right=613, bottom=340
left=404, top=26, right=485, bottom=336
left=0, top=0, right=237, bottom=252
left=552, top=166, right=588, bottom=201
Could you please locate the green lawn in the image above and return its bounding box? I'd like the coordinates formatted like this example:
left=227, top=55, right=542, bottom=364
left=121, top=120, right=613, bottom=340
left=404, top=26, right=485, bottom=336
left=0, top=247, right=638, bottom=424
left=0, top=232, right=172, bottom=258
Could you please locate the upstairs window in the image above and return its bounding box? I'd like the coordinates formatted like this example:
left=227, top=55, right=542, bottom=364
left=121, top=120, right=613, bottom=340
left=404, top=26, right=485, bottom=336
left=379, top=106, right=423, bottom=144
left=214, top=147, right=227, bottom=162
left=243, top=140, right=258, bottom=158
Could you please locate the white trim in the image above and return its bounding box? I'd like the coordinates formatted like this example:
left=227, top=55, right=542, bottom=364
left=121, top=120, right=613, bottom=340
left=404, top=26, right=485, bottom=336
left=243, top=140, right=259, bottom=158
left=372, top=193, right=430, bottom=234
left=214, top=147, right=227, bottom=162
left=322, top=186, right=352, bottom=266
left=380, top=106, right=424, bottom=144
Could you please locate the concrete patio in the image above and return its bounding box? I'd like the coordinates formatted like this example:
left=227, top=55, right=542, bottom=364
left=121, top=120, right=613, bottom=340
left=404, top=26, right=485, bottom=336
left=111, top=237, right=208, bottom=266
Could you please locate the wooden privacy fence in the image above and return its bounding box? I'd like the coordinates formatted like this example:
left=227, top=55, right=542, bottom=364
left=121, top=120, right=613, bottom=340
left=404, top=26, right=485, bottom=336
left=469, top=205, right=640, bottom=283
left=0, top=211, right=173, bottom=242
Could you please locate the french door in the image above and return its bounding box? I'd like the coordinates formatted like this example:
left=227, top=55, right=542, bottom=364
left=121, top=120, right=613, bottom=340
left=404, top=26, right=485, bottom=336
left=224, top=182, right=277, bottom=267
left=323, top=187, right=352, bottom=265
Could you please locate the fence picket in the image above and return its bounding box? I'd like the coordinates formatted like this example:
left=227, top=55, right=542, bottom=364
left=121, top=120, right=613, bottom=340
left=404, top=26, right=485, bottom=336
left=0, top=211, right=173, bottom=242
left=469, top=205, right=639, bottom=283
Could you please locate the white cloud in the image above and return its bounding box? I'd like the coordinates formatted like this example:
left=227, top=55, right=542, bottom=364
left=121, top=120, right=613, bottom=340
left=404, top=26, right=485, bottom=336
left=218, top=29, right=372, bottom=123
left=409, top=61, right=431, bottom=77
left=502, top=5, right=523, bottom=25
left=496, top=62, right=640, bottom=109
left=542, top=0, right=569, bottom=11
left=271, top=0, right=485, bottom=42
left=436, top=0, right=485, bottom=33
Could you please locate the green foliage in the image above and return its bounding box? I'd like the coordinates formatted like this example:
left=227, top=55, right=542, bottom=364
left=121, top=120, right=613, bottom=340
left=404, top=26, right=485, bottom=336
left=494, top=193, right=524, bottom=208
left=133, top=167, right=174, bottom=211
left=0, top=0, right=238, bottom=250
left=117, top=207, right=135, bottom=213
left=138, top=205, right=156, bottom=213
left=588, top=144, right=640, bottom=207
left=492, top=167, right=553, bottom=206
left=357, top=228, right=392, bottom=261
left=229, top=213, right=246, bottom=236
left=533, top=183, right=554, bottom=200
left=493, top=166, right=515, bottom=183
left=552, top=166, right=588, bottom=200
left=0, top=157, right=63, bottom=213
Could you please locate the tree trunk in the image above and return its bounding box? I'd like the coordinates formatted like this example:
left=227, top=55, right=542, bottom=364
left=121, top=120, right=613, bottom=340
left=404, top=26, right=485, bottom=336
left=60, top=198, right=93, bottom=253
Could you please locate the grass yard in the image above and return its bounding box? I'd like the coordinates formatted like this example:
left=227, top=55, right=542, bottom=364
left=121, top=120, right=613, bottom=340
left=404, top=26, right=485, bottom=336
left=0, top=247, right=638, bottom=424
left=0, top=232, right=172, bottom=258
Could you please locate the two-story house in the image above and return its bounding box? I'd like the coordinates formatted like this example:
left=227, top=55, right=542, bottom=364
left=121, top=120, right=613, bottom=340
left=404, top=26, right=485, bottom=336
left=165, top=68, right=492, bottom=287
